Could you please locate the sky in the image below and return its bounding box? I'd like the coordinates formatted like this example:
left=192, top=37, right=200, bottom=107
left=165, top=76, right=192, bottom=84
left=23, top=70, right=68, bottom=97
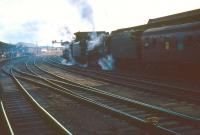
left=0, top=0, right=199, bottom=46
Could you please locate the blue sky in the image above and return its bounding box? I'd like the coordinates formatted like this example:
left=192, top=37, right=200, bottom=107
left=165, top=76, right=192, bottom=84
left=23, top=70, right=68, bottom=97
left=0, top=0, right=199, bottom=46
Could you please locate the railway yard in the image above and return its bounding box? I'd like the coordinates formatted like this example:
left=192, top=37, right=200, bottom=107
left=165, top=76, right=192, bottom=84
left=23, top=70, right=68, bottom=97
left=0, top=56, right=200, bottom=135
left=0, top=0, right=200, bottom=134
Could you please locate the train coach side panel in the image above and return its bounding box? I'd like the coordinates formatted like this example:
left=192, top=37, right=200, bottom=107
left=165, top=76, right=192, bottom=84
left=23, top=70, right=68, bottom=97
left=142, top=22, right=200, bottom=64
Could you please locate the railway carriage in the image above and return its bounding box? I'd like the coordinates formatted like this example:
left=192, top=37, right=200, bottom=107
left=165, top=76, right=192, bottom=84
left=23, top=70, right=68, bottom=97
left=141, top=21, right=200, bottom=75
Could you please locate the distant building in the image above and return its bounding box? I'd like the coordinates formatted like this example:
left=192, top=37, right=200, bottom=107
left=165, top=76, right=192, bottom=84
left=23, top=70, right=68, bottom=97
left=0, top=41, right=16, bottom=59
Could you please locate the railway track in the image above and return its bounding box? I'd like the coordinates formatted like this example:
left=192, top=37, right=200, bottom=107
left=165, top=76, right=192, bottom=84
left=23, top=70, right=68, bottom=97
left=0, top=58, right=72, bottom=135
left=42, top=57, right=200, bottom=118
left=0, top=99, right=14, bottom=135
left=4, top=57, right=152, bottom=135
left=10, top=58, right=152, bottom=134
left=47, top=56, right=200, bottom=104
left=14, top=70, right=147, bottom=134
left=11, top=56, right=200, bottom=135
left=46, top=56, right=200, bottom=118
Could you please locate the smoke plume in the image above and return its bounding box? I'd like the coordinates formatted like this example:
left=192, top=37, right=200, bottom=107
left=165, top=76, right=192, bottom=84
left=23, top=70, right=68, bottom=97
left=59, top=26, right=74, bottom=41
left=68, top=0, right=95, bottom=29
left=62, top=44, right=76, bottom=65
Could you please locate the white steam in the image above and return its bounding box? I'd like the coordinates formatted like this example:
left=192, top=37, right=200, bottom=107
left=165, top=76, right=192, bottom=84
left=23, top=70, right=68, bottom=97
left=62, top=44, right=76, bottom=66
left=98, top=54, right=114, bottom=70
left=61, top=59, right=74, bottom=66
left=59, top=27, right=74, bottom=42
left=78, top=63, right=88, bottom=68
left=68, top=0, right=95, bottom=30
left=87, top=33, right=106, bottom=51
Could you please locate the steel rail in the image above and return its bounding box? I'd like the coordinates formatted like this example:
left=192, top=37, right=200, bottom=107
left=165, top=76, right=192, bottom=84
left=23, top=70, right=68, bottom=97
left=0, top=100, right=14, bottom=135
left=9, top=68, right=73, bottom=135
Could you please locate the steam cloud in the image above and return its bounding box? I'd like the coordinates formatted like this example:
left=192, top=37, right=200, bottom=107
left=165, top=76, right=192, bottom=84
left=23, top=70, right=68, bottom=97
left=98, top=54, right=114, bottom=70
left=62, top=44, right=76, bottom=65
left=67, top=0, right=95, bottom=29
left=59, top=26, right=74, bottom=42
left=87, top=33, right=114, bottom=70
left=87, top=33, right=106, bottom=51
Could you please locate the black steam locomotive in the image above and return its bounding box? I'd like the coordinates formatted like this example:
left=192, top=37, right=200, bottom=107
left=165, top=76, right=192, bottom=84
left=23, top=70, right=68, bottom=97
left=69, top=31, right=109, bottom=67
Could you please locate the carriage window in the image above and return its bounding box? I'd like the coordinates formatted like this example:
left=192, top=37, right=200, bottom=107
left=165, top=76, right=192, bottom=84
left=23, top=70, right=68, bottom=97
left=164, top=37, right=170, bottom=50
left=144, top=38, right=149, bottom=47
left=176, top=34, right=184, bottom=50
left=177, top=43, right=184, bottom=50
